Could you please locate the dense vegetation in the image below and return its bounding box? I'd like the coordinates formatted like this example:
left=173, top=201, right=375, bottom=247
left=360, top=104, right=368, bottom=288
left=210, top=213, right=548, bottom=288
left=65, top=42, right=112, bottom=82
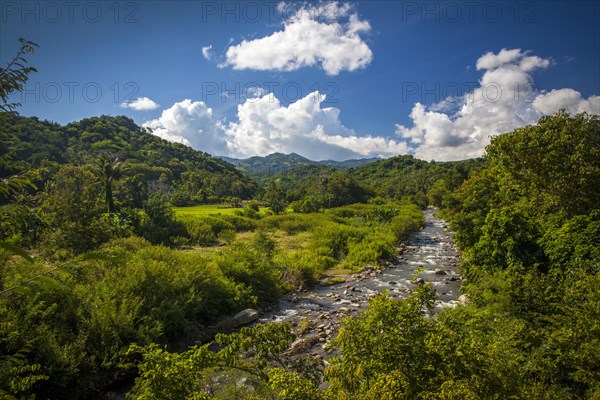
left=0, top=113, right=263, bottom=256
left=220, top=152, right=378, bottom=184
left=124, top=112, right=599, bottom=399
left=0, top=113, right=257, bottom=206
left=1, top=43, right=598, bottom=399
left=257, top=154, right=484, bottom=212
left=351, top=154, right=485, bottom=207
left=0, top=198, right=424, bottom=398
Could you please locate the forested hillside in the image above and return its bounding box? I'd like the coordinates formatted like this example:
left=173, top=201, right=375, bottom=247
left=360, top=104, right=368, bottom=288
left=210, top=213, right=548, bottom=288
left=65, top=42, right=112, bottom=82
left=352, top=154, right=485, bottom=205
left=221, top=152, right=379, bottom=184
left=0, top=114, right=257, bottom=204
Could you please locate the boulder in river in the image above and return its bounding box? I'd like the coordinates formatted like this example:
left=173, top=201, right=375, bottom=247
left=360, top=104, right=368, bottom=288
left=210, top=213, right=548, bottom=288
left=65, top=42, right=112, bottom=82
left=285, top=336, right=320, bottom=355
left=435, top=268, right=447, bottom=275
left=231, top=309, right=259, bottom=326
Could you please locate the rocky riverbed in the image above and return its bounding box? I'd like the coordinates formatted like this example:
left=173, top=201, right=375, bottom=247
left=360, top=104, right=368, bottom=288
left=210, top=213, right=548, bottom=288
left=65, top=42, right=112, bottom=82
left=256, top=207, right=462, bottom=357
left=99, top=209, right=462, bottom=398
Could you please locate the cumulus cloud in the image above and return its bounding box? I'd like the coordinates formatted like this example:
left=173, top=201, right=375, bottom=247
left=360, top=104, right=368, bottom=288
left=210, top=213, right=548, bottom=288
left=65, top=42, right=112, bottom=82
left=142, top=99, right=228, bottom=156
left=120, top=97, right=159, bottom=111
left=145, top=92, right=407, bottom=161
left=143, top=49, right=598, bottom=162
left=223, top=91, right=408, bottom=160
left=223, top=2, right=372, bottom=75
left=201, top=45, right=213, bottom=61
left=396, top=48, right=600, bottom=161
left=534, top=88, right=600, bottom=115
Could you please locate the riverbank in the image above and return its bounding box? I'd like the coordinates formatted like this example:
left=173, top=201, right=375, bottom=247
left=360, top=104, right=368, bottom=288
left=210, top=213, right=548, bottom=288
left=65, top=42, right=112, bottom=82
left=255, top=207, right=463, bottom=358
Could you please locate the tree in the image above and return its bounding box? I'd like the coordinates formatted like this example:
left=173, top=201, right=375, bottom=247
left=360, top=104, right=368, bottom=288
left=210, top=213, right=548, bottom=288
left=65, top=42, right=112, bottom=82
left=0, top=38, right=38, bottom=113
left=39, top=165, right=116, bottom=256
left=138, top=192, right=181, bottom=244
left=93, top=156, right=125, bottom=214
left=264, top=181, right=287, bottom=214
left=0, top=38, right=39, bottom=252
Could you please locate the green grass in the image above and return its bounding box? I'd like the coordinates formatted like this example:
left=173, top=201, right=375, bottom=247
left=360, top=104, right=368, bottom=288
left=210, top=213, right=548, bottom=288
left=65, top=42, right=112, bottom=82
left=173, top=204, right=241, bottom=217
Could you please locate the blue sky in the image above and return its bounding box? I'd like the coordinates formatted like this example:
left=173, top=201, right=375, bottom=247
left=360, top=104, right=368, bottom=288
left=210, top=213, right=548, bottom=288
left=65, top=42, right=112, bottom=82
left=2, top=1, right=599, bottom=160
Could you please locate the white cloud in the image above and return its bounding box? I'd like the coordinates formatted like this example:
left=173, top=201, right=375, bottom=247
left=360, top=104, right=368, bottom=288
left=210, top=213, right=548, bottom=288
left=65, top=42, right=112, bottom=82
left=142, top=48, right=599, bottom=162
left=147, top=92, right=407, bottom=161
left=223, top=2, right=372, bottom=75
left=223, top=91, right=408, bottom=160
left=396, top=48, right=600, bottom=161
left=142, top=99, right=228, bottom=156
left=534, top=88, right=600, bottom=115
left=201, top=45, right=213, bottom=61
left=120, top=97, right=159, bottom=111
left=475, top=48, right=523, bottom=70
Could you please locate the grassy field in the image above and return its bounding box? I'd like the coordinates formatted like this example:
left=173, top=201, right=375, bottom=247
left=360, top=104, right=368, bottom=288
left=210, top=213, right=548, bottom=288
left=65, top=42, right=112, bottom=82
left=173, top=204, right=269, bottom=217
left=172, top=204, right=242, bottom=217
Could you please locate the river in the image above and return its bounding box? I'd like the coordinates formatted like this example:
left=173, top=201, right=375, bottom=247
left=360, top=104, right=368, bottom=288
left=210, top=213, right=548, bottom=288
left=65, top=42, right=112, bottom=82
left=256, top=207, right=462, bottom=357
left=101, top=208, right=462, bottom=397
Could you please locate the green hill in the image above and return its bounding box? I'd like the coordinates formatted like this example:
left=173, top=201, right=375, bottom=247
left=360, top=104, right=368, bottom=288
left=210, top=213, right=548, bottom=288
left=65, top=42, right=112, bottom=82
left=0, top=113, right=257, bottom=202
left=219, top=152, right=380, bottom=183
left=352, top=154, right=485, bottom=200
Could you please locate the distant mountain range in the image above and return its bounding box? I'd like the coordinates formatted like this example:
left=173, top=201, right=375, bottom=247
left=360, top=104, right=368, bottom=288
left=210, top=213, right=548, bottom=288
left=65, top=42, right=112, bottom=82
left=219, top=152, right=380, bottom=177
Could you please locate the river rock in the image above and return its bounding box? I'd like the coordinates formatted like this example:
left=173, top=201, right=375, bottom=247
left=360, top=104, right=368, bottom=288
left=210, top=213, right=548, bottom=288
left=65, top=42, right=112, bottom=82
left=415, top=277, right=425, bottom=285
left=457, top=294, right=469, bottom=305
left=285, top=336, right=320, bottom=355
left=231, top=308, right=258, bottom=326
left=435, top=268, right=447, bottom=275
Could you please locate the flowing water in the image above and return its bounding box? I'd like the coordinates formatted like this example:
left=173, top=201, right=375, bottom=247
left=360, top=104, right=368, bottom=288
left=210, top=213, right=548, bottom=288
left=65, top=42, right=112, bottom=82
left=256, top=207, right=462, bottom=356
left=101, top=208, right=461, bottom=396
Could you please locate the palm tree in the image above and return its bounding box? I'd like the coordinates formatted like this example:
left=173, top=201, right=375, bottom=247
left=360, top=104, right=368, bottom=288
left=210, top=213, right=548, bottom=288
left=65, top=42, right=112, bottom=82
left=95, top=157, right=125, bottom=214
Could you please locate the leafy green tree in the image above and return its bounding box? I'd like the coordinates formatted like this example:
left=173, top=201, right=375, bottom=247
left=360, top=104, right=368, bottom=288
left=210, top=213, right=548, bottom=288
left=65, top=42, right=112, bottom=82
left=93, top=156, right=125, bottom=214
left=0, top=38, right=38, bottom=113
left=138, top=192, right=182, bottom=244
left=264, top=181, right=287, bottom=214
left=486, top=111, right=599, bottom=217
left=128, top=323, right=324, bottom=399
left=38, top=165, right=116, bottom=256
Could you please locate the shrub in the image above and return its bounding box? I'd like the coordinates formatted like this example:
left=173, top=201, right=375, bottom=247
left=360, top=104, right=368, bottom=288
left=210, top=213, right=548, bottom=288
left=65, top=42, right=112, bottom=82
left=181, top=219, right=217, bottom=245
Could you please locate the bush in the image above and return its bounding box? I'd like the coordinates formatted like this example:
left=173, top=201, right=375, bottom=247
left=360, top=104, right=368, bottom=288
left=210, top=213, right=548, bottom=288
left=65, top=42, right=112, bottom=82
left=258, top=214, right=318, bottom=234
left=213, top=240, right=283, bottom=305
left=137, top=193, right=183, bottom=245
left=390, top=206, right=425, bottom=241
left=181, top=219, right=217, bottom=245
left=220, top=214, right=258, bottom=232
left=343, top=231, right=396, bottom=269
